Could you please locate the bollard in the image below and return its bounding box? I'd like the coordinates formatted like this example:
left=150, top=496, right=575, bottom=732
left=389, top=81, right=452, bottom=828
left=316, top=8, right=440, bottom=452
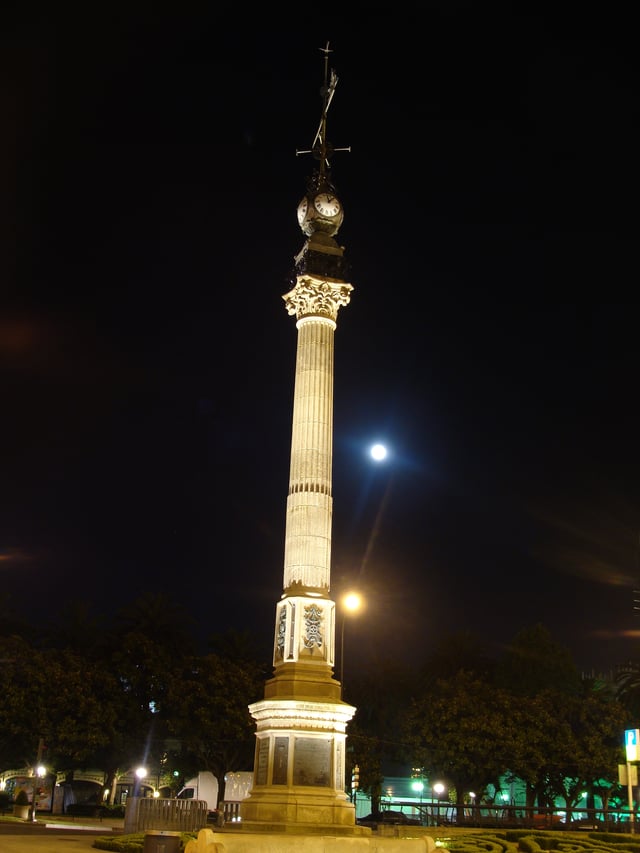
left=143, top=829, right=181, bottom=853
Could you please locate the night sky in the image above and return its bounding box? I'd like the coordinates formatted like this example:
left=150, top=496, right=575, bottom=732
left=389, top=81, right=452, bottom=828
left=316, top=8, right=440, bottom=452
left=3, top=4, right=640, bottom=676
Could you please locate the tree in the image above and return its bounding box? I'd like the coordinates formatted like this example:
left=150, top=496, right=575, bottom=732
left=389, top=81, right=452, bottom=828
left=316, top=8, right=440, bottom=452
left=0, top=634, right=40, bottom=769
left=495, top=623, right=582, bottom=697
left=41, top=599, right=109, bottom=657
left=346, top=657, right=414, bottom=814
left=401, top=670, right=518, bottom=819
left=536, top=686, right=630, bottom=822
left=502, top=688, right=559, bottom=809
left=615, top=662, right=640, bottom=719
left=163, top=641, right=266, bottom=804
left=418, top=630, right=495, bottom=687
left=0, top=638, right=118, bottom=776
left=75, top=594, right=197, bottom=802
left=39, top=648, right=119, bottom=769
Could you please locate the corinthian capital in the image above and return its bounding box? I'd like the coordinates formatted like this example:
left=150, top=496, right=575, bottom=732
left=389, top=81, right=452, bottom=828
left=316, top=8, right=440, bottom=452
left=283, top=275, right=353, bottom=322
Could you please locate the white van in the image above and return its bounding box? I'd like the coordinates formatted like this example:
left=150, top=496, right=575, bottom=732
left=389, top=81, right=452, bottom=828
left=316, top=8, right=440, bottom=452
left=176, top=771, right=219, bottom=814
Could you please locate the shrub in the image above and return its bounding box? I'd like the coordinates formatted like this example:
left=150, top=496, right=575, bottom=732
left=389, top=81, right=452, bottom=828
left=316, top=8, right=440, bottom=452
left=14, top=789, right=30, bottom=806
left=102, top=803, right=126, bottom=818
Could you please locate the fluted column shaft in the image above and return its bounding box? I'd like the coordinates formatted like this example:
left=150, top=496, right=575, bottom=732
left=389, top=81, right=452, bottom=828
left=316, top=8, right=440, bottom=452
left=281, top=274, right=353, bottom=594
left=283, top=315, right=335, bottom=591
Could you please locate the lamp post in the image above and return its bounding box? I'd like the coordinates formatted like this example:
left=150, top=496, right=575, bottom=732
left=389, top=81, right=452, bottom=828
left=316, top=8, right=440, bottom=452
left=30, top=737, right=46, bottom=823
left=31, top=765, right=46, bottom=822
left=625, top=728, right=638, bottom=831
left=340, top=591, right=362, bottom=691
left=433, top=782, right=445, bottom=824
left=134, top=766, right=147, bottom=798
left=350, top=764, right=359, bottom=805
left=412, top=780, right=424, bottom=824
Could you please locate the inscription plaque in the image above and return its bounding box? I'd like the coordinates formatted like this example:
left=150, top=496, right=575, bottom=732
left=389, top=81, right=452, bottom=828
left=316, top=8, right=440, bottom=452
left=273, top=736, right=289, bottom=785
left=293, top=737, right=331, bottom=787
left=255, top=738, right=269, bottom=785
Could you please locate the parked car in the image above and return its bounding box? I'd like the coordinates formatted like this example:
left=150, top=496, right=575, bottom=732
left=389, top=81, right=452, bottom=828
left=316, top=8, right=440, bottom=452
left=357, top=810, right=421, bottom=827
left=567, top=818, right=603, bottom=830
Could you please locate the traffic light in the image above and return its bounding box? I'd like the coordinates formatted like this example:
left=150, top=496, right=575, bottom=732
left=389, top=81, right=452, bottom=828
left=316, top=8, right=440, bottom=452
left=351, top=764, right=359, bottom=792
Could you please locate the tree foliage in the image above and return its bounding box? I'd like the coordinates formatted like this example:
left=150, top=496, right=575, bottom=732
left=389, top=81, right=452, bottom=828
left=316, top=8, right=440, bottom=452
left=494, top=623, right=583, bottom=697
left=163, top=637, right=267, bottom=803
left=1, top=603, right=637, bottom=815
left=345, top=656, right=414, bottom=812
left=401, top=670, right=517, bottom=817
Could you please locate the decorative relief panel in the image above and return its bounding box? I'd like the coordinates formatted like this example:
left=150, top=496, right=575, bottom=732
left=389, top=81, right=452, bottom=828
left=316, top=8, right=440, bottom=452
left=289, top=602, right=296, bottom=659
left=303, top=602, right=323, bottom=650
left=276, top=607, right=286, bottom=660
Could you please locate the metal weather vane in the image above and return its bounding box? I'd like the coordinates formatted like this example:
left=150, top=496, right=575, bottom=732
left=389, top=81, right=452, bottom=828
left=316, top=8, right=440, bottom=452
left=296, top=41, right=350, bottom=187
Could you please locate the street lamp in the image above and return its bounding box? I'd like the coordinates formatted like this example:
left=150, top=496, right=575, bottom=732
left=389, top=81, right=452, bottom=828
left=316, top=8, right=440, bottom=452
left=134, top=766, right=147, bottom=798
left=433, top=782, right=445, bottom=823
left=412, top=779, right=424, bottom=823
left=31, top=765, right=46, bottom=822
left=340, top=591, right=362, bottom=691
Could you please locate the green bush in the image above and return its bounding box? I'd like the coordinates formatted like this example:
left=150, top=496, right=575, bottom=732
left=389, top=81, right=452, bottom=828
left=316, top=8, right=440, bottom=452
left=14, top=789, right=30, bottom=806
left=102, top=803, right=126, bottom=818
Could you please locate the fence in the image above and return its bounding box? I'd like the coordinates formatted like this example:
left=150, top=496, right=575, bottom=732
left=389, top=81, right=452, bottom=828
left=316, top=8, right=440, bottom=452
left=124, top=797, right=209, bottom=833
left=388, top=801, right=638, bottom=830
left=220, top=800, right=242, bottom=823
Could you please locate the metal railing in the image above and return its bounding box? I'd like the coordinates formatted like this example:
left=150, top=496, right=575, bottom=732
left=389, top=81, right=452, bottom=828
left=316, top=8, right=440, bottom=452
left=220, top=800, right=242, bottom=823
left=124, top=796, right=209, bottom=833
left=382, top=801, right=638, bottom=831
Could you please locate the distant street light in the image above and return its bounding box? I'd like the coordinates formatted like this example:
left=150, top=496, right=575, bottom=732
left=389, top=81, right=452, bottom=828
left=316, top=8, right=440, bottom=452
left=31, top=765, right=46, bottom=823
left=433, top=782, right=445, bottom=822
left=30, top=738, right=46, bottom=823
left=340, top=591, right=362, bottom=692
left=134, top=766, right=147, bottom=797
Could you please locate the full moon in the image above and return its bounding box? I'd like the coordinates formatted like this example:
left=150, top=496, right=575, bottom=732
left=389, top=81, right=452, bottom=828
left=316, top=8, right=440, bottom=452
left=370, top=443, right=387, bottom=461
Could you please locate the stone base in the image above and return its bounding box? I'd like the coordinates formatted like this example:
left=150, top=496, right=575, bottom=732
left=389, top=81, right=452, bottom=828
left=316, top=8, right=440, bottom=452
left=185, top=827, right=437, bottom=853
left=238, top=820, right=371, bottom=837
left=239, top=787, right=355, bottom=829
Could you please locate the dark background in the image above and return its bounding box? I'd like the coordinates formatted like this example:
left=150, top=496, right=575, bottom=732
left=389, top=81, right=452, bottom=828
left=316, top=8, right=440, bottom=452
left=2, top=3, right=640, bottom=675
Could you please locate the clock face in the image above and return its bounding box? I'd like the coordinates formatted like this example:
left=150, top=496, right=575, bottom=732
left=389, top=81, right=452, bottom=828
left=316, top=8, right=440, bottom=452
left=314, top=192, right=341, bottom=217
left=297, top=197, right=308, bottom=226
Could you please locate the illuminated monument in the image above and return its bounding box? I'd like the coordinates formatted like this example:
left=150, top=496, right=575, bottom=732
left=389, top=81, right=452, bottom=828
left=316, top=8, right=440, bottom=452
left=239, top=42, right=358, bottom=832
left=186, top=44, right=435, bottom=853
